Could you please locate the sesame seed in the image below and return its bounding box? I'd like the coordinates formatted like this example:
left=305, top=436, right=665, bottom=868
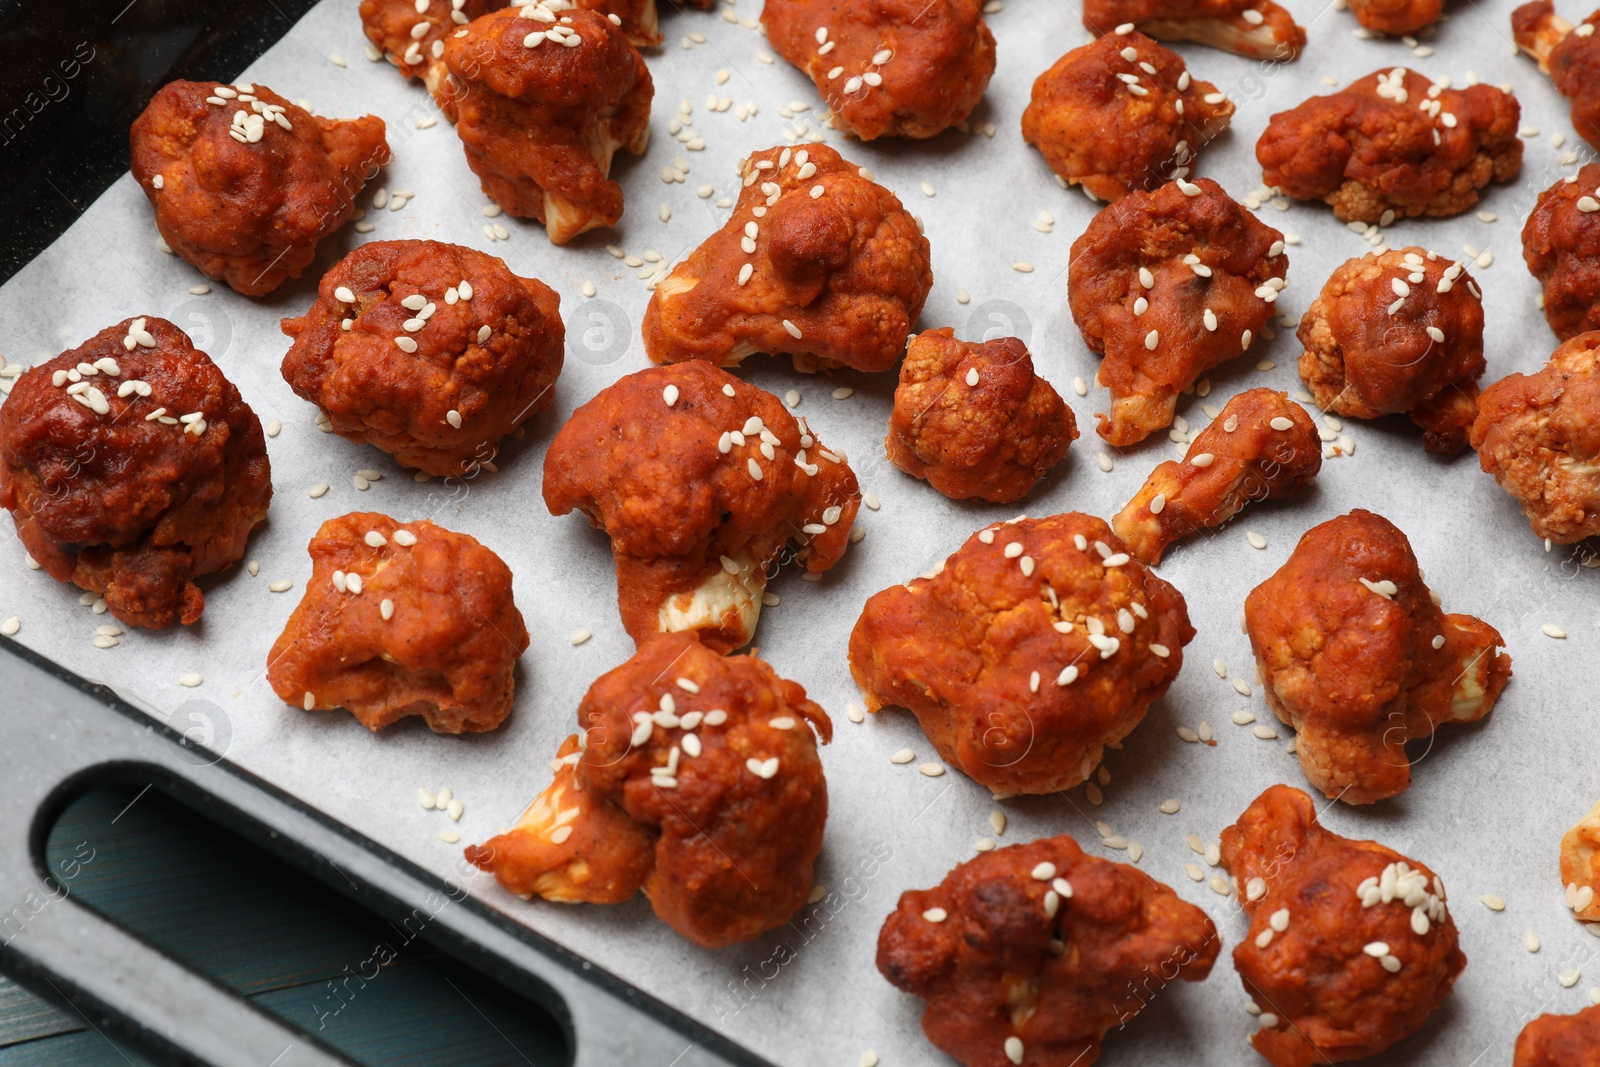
left=1246, top=531, right=1267, bottom=549
left=918, top=763, right=945, bottom=777
left=1144, top=330, right=1159, bottom=350
left=308, top=483, right=330, bottom=499
left=1363, top=941, right=1390, bottom=958
left=1359, top=577, right=1398, bottom=598
left=1542, top=623, right=1567, bottom=639
left=1269, top=416, right=1294, bottom=431
left=446, top=409, right=463, bottom=429
left=782, top=319, right=803, bottom=339
left=1004, top=1037, right=1024, bottom=1065
left=1012, top=261, right=1034, bottom=273
left=663, top=384, right=680, bottom=407
left=303, top=691, right=316, bottom=710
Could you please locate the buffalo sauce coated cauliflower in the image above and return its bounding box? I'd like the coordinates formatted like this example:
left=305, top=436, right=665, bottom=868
left=0, top=317, right=271, bottom=629
left=877, top=835, right=1219, bottom=1066
left=1022, top=30, right=1234, bottom=202
left=762, top=0, right=996, bottom=140
left=1082, top=0, right=1305, bottom=60
left=1221, top=784, right=1467, bottom=1066
left=1516, top=1004, right=1600, bottom=1066
left=1522, top=163, right=1600, bottom=341
left=436, top=5, right=652, bottom=244
left=1560, top=799, right=1600, bottom=923
left=886, top=328, right=1077, bottom=503
left=543, top=362, right=860, bottom=652
left=1471, top=332, right=1600, bottom=543
left=1113, top=388, right=1320, bottom=565
left=849, top=513, right=1193, bottom=797
left=1257, top=68, right=1521, bottom=224
left=266, top=513, right=529, bottom=733
left=1297, top=247, right=1487, bottom=453
left=465, top=631, right=830, bottom=948
left=1347, top=0, right=1441, bottom=36
left=1244, top=510, right=1512, bottom=804
left=1068, top=177, right=1288, bottom=445
left=643, top=143, right=932, bottom=373
left=280, top=239, right=563, bottom=477
left=1515, top=2, right=1600, bottom=150
left=129, top=81, right=388, bottom=296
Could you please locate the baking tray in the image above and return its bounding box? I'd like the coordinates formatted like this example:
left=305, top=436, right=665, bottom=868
left=1, top=0, right=1598, bottom=1064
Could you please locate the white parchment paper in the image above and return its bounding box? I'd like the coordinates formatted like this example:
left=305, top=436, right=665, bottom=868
left=2, top=1, right=1598, bottom=1063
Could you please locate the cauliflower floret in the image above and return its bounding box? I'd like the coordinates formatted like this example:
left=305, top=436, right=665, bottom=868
left=266, top=513, right=529, bottom=733
left=886, top=328, right=1077, bottom=503
left=129, top=81, right=388, bottom=295
left=0, top=317, right=271, bottom=629
left=1082, top=0, right=1305, bottom=60
left=1221, top=784, right=1467, bottom=1066
left=1244, top=509, right=1512, bottom=804
left=1297, top=247, right=1487, bottom=454
left=849, top=513, right=1194, bottom=797
left=1021, top=30, right=1234, bottom=202
left=1522, top=163, right=1600, bottom=341
left=435, top=6, right=652, bottom=244
left=280, top=240, right=563, bottom=477
left=1257, top=67, right=1521, bottom=224
left=762, top=0, right=995, bottom=140
left=1515, top=1004, right=1600, bottom=1066
left=643, top=142, right=932, bottom=373
left=877, top=835, right=1218, bottom=1066
left=1347, top=0, right=1441, bottom=36
left=543, top=362, right=860, bottom=652
left=1515, top=2, right=1600, bottom=149
left=1068, top=177, right=1289, bottom=445
left=466, top=632, right=831, bottom=948
left=1113, top=387, right=1320, bottom=564
left=1471, top=331, right=1600, bottom=543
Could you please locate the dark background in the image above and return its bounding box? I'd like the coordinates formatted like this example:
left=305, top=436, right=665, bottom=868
left=0, top=0, right=323, bottom=283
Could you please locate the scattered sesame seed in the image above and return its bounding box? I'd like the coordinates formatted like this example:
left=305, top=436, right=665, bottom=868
left=1246, top=531, right=1268, bottom=549
left=1542, top=623, right=1567, bottom=639
left=0, top=617, right=17, bottom=636
left=1480, top=894, right=1506, bottom=911
left=918, top=763, right=945, bottom=777
left=1527, top=931, right=1542, bottom=953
